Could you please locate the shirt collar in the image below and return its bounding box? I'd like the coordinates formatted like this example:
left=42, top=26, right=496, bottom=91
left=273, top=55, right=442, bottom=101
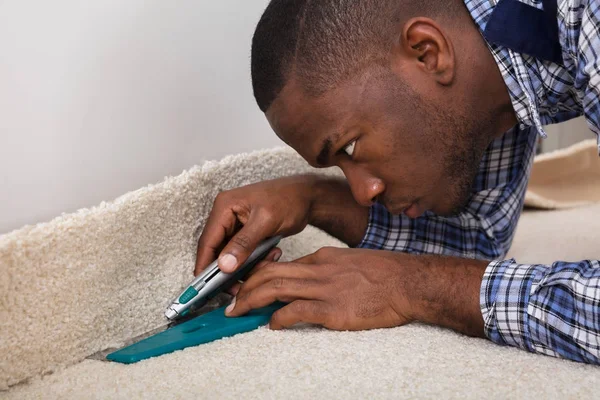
left=462, top=0, right=549, bottom=138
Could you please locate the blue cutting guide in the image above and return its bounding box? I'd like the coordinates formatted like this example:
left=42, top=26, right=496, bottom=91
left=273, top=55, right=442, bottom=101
left=107, top=302, right=285, bottom=364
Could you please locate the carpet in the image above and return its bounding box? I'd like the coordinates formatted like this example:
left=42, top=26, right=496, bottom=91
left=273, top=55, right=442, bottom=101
left=525, top=139, right=600, bottom=209
left=2, top=146, right=599, bottom=399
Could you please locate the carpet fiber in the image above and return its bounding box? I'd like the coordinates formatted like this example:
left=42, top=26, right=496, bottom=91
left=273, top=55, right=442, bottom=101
left=2, top=147, right=599, bottom=399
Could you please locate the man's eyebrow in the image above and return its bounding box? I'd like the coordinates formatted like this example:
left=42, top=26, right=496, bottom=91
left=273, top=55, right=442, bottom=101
left=316, top=133, right=339, bottom=166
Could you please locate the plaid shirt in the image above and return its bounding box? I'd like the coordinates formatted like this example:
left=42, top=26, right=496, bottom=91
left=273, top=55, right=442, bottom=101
left=359, top=0, right=600, bottom=364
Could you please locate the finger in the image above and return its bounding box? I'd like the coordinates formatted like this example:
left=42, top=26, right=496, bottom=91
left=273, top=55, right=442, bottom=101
left=195, top=205, right=238, bottom=275
left=289, top=246, right=339, bottom=265
left=265, top=247, right=283, bottom=262
left=236, top=262, right=319, bottom=299
left=229, top=250, right=283, bottom=295
left=268, top=300, right=330, bottom=330
left=226, top=277, right=325, bottom=317
left=243, top=248, right=283, bottom=280
left=290, top=252, right=318, bottom=265
left=226, top=282, right=241, bottom=296
left=217, top=212, right=278, bottom=273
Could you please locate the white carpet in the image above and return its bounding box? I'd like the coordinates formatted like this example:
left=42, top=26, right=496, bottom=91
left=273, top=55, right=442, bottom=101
left=2, top=147, right=599, bottom=399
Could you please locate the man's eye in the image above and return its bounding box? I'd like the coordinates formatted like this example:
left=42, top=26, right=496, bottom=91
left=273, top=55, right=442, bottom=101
left=344, top=140, right=356, bottom=156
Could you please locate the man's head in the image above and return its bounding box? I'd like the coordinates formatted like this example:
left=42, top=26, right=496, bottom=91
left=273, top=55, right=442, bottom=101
left=251, top=0, right=516, bottom=217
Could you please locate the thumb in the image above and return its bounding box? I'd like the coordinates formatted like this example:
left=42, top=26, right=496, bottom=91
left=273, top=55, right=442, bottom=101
left=225, top=247, right=282, bottom=296
left=218, top=214, right=276, bottom=273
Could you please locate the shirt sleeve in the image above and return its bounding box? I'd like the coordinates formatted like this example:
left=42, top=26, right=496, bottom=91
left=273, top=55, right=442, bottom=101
left=481, top=259, right=600, bottom=364
left=357, top=125, right=538, bottom=261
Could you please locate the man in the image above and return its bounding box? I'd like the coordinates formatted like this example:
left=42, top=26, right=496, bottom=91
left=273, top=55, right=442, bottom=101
left=195, top=0, right=600, bottom=364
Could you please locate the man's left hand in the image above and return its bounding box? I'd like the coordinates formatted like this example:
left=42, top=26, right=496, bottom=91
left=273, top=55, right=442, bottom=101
left=226, top=247, right=414, bottom=330
left=226, top=247, right=489, bottom=335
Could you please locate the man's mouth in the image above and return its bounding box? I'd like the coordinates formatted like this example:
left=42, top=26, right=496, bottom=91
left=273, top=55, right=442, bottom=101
left=402, top=203, right=423, bottom=219
left=382, top=199, right=424, bottom=218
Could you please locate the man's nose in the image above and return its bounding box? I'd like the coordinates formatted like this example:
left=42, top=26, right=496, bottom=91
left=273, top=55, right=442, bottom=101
left=342, top=164, right=385, bottom=207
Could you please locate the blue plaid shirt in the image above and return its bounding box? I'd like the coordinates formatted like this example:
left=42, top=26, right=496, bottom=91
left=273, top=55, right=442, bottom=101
left=359, top=0, right=600, bottom=364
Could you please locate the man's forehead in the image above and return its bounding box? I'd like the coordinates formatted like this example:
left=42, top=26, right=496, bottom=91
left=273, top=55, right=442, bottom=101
left=265, top=83, right=336, bottom=164
left=268, top=113, right=336, bottom=167
left=266, top=79, right=313, bottom=133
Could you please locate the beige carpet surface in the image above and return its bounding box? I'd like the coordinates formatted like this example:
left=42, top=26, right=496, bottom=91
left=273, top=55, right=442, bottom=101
left=2, top=147, right=600, bottom=399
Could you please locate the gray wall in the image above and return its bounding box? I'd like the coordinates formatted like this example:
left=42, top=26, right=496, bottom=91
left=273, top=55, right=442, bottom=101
left=543, top=117, right=595, bottom=152
left=0, top=1, right=594, bottom=234
left=0, top=0, right=279, bottom=234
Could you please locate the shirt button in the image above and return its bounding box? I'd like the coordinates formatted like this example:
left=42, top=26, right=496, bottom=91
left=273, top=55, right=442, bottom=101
left=550, top=106, right=560, bottom=115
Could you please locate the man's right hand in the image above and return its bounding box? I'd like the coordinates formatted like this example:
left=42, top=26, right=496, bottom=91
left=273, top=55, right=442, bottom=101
left=195, top=175, right=322, bottom=276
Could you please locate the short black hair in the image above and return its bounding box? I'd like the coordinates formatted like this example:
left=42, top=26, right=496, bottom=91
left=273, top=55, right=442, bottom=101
left=251, top=0, right=463, bottom=112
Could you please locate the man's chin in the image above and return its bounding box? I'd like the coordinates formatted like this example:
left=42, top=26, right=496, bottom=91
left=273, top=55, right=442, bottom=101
left=403, top=203, right=425, bottom=218
left=433, top=197, right=471, bottom=217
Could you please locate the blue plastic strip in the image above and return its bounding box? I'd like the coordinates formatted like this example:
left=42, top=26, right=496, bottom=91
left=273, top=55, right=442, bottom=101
left=107, top=302, right=285, bottom=364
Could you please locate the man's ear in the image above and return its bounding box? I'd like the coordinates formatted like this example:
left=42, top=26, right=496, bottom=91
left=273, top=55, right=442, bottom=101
left=400, top=18, right=455, bottom=86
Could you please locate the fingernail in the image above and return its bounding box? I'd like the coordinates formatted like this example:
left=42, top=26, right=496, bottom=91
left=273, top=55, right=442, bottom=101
left=274, top=252, right=282, bottom=262
left=225, top=297, right=236, bottom=315
left=219, top=254, right=237, bottom=272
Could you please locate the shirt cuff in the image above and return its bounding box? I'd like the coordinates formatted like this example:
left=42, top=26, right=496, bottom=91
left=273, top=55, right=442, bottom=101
left=480, top=258, right=546, bottom=352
